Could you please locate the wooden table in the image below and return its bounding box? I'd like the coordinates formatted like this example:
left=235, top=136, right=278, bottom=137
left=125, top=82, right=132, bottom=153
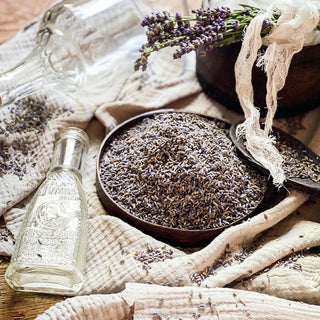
left=0, top=0, right=201, bottom=319
left=0, top=0, right=57, bottom=44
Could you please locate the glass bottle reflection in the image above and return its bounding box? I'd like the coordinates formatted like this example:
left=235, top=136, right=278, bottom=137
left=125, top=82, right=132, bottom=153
left=0, top=0, right=145, bottom=106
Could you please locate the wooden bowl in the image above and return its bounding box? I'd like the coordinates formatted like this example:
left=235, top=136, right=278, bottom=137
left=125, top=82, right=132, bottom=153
left=196, top=42, right=320, bottom=118
left=96, top=110, right=268, bottom=246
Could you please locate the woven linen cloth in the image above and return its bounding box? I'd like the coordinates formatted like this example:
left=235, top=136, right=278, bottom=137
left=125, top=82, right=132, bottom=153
left=0, top=3, right=319, bottom=320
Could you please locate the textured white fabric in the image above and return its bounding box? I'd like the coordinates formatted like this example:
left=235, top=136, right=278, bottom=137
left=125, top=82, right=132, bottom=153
left=36, top=283, right=320, bottom=320
left=0, top=2, right=319, bottom=320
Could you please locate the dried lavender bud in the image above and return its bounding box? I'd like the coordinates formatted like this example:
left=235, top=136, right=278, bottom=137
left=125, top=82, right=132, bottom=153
left=242, top=7, right=251, bottom=16
left=135, top=4, right=276, bottom=71
left=133, top=243, right=173, bottom=270
left=100, top=112, right=267, bottom=231
left=232, top=20, right=239, bottom=31
left=0, top=139, right=33, bottom=180
left=0, top=96, right=73, bottom=180
left=0, top=218, right=14, bottom=243
left=275, top=136, right=320, bottom=183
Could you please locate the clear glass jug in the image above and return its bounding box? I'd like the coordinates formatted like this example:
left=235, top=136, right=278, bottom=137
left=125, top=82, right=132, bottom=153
left=0, top=0, right=146, bottom=106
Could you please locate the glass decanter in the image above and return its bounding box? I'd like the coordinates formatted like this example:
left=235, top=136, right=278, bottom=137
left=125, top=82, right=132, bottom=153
left=5, top=127, right=89, bottom=295
left=0, top=0, right=145, bottom=106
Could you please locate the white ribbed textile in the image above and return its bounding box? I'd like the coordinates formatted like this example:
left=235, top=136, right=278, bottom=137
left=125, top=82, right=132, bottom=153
left=0, top=2, right=319, bottom=319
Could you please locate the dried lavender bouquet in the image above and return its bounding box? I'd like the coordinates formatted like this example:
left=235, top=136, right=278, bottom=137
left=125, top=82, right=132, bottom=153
left=135, top=4, right=319, bottom=71
left=135, top=4, right=275, bottom=71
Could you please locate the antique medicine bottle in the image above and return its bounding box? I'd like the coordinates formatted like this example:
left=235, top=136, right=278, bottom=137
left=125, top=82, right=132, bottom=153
left=5, top=127, right=89, bottom=295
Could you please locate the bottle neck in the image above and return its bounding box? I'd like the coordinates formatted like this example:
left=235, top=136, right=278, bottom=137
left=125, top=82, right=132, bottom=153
left=49, top=127, right=89, bottom=180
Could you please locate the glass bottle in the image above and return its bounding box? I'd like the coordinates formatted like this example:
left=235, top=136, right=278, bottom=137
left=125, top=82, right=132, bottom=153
left=0, top=0, right=146, bottom=106
left=5, top=127, right=89, bottom=295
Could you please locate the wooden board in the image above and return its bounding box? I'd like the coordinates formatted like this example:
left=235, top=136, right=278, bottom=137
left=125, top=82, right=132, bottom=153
left=0, top=256, right=63, bottom=320
left=0, top=0, right=56, bottom=44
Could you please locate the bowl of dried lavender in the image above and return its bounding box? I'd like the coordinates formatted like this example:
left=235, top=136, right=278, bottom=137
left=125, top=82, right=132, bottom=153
left=96, top=110, right=268, bottom=246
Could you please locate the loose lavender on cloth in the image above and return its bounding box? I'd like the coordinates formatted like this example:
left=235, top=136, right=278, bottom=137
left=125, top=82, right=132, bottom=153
left=0, top=1, right=320, bottom=319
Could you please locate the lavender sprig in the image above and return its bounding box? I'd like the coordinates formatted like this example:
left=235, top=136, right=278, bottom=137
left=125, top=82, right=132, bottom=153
left=135, top=4, right=274, bottom=71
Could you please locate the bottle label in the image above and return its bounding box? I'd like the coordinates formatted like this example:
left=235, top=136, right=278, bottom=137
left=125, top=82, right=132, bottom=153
left=16, top=173, right=84, bottom=266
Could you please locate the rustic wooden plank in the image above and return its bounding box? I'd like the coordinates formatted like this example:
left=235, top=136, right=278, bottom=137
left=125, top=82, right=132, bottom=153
left=0, top=0, right=56, bottom=44
left=0, top=256, right=63, bottom=320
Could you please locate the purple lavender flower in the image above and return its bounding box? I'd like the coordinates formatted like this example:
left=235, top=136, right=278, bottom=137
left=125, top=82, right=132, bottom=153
left=262, top=19, right=273, bottom=30
left=135, top=4, right=276, bottom=71
left=232, top=20, right=239, bottom=31
left=242, top=7, right=251, bottom=15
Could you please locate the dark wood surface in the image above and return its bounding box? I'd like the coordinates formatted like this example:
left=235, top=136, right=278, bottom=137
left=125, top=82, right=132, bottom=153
left=0, top=256, right=63, bottom=320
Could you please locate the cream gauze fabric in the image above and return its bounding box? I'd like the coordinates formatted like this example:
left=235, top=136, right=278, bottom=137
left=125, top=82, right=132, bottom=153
left=0, top=2, right=319, bottom=320
left=209, top=0, right=320, bottom=186
left=234, top=0, right=319, bottom=186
